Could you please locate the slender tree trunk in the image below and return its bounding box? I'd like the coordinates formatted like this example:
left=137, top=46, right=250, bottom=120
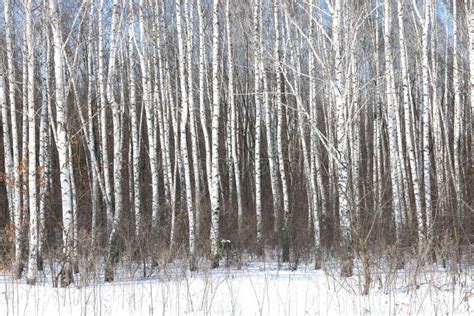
left=175, top=0, right=197, bottom=269
left=384, top=0, right=403, bottom=243
left=453, top=0, right=463, bottom=228
left=253, top=0, right=263, bottom=256
left=308, top=0, right=324, bottom=267
left=25, top=0, right=38, bottom=284
left=274, top=3, right=291, bottom=265
left=49, top=0, right=74, bottom=287
left=332, top=0, right=352, bottom=277
left=128, top=0, right=141, bottom=242
left=226, top=0, right=243, bottom=241
left=210, top=0, right=221, bottom=267
left=3, top=0, right=23, bottom=279
left=0, top=38, right=14, bottom=235
left=397, top=0, right=422, bottom=242
left=469, top=3, right=474, bottom=169
left=105, top=0, right=124, bottom=282
left=197, top=0, right=212, bottom=206
left=98, top=0, right=113, bottom=234
left=421, top=0, right=432, bottom=242
left=185, top=0, right=202, bottom=245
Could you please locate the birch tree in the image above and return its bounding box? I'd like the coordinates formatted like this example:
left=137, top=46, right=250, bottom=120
left=253, top=0, right=263, bottom=255
left=210, top=0, right=221, bottom=267
left=175, top=0, right=197, bottom=269
left=128, top=0, right=141, bottom=241
left=49, top=0, right=74, bottom=286
left=3, top=0, right=23, bottom=279
left=25, top=0, right=38, bottom=284
left=330, top=0, right=353, bottom=276
left=384, top=0, right=403, bottom=242
left=421, top=0, right=432, bottom=240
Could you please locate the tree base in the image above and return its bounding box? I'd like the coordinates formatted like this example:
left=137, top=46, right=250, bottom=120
left=314, top=254, right=322, bottom=270
left=14, top=262, right=23, bottom=280
left=104, top=262, right=115, bottom=282
left=340, top=259, right=353, bottom=278
left=210, top=254, right=219, bottom=269
left=60, top=264, right=73, bottom=287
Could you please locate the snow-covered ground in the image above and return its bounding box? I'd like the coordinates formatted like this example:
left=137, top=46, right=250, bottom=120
left=0, top=261, right=472, bottom=315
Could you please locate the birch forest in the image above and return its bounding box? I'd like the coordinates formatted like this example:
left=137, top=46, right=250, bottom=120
left=0, top=0, right=473, bottom=289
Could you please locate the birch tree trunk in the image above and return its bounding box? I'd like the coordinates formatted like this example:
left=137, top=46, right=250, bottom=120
left=98, top=0, right=113, bottom=233
left=273, top=2, right=291, bottom=265
left=210, top=0, right=221, bottom=267
left=469, top=2, right=474, bottom=172
left=175, top=0, right=197, bottom=270
left=261, top=27, right=281, bottom=236
left=138, top=0, right=160, bottom=235
left=226, top=0, right=243, bottom=240
left=49, top=0, right=74, bottom=287
left=308, top=0, right=324, bottom=267
left=253, top=0, right=263, bottom=255
left=453, top=0, right=463, bottom=227
left=184, top=0, right=202, bottom=243
left=38, top=24, right=52, bottom=267
left=331, top=0, right=352, bottom=276
left=421, top=0, right=432, bottom=242
left=87, top=2, right=98, bottom=246
left=197, top=0, right=212, bottom=202
left=0, top=40, right=14, bottom=235
left=128, top=0, right=141, bottom=241
left=105, top=0, right=125, bottom=282
left=397, top=0, right=422, bottom=241
left=25, top=0, right=38, bottom=284
left=3, top=0, right=23, bottom=279
left=297, top=46, right=317, bottom=262
left=384, top=0, right=403, bottom=242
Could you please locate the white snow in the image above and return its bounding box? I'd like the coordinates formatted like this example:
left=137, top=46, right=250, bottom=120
left=0, top=261, right=472, bottom=315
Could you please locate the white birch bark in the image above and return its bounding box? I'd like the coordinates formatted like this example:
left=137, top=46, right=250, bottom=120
left=0, top=46, right=14, bottom=226
left=331, top=0, right=352, bottom=260
left=295, top=42, right=319, bottom=255
left=128, top=0, right=141, bottom=241
left=175, top=0, right=196, bottom=269
left=38, top=28, right=50, bottom=268
left=274, top=2, right=290, bottom=261
left=21, top=38, right=29, bottom=264
left=158, top=0, right=174, bottom=216
left=105, top=0, right=125, bottom=282
left=197, top=0, right=212, bottom=197
left=262, top=53, right=281, bottom=235
left=167, top=62, right=180, bottom=249
left=25, top=0, right=38, bottom=284
left=210, top=0, right=221, bottom=266
left=384, top=0, right=403, bottom=241
left=349, top=56, right=360, bottom=224
left=87, top=3, right=98, bottom=245
left=49, top=0, right=74, bottom=286
left=184, top=0, right=202, bottom=241
left=138, top=0, right=160, bottom=232
left=397, top=0, right=422, bottom=238
left=373, top=0, right=383, bottom=225
left=108, top=0, right=123, bottom=235
left=3, top=0, right=23, bottom=278
left=421, top=0, right=432, bottom=239
left=253, top=0, right=263, bottom=254
left=68, top=142, right=78, bottom=272
left=470, top=2, right=474, bottom=170
left=309, top=0, right=324, bottom=258
left=429, top=4, right=444, bottom=219
left=226, top=0, right=243, bottom=237
left=453, top=0, right=463, bottom=223
left=98, top=0, right=113, bottom=231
